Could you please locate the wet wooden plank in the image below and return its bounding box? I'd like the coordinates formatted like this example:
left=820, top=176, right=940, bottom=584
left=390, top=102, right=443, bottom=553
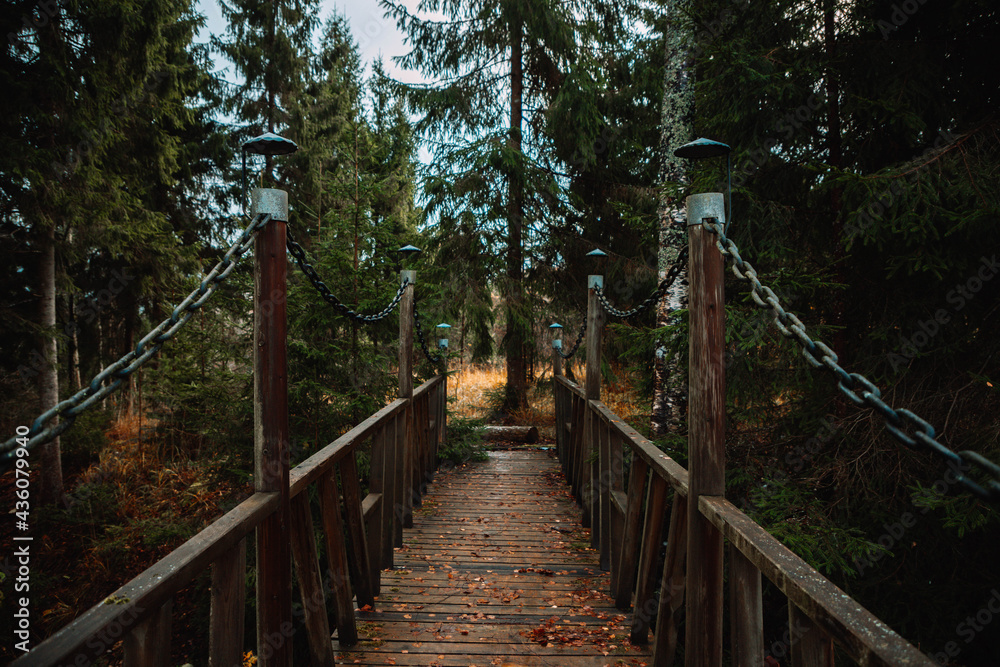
left=336, top=447, right=653, bottom=666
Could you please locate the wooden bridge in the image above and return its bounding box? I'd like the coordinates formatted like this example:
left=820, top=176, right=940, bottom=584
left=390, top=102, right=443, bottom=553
left=13, top=192, right=938, bottom=666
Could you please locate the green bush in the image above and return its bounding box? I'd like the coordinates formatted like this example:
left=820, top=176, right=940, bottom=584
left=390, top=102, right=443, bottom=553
left=438, top=417, right=488, bottom=464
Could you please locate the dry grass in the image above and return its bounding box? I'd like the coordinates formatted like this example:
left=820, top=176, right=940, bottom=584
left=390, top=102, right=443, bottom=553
left=448, top=362, right=649, bottom=430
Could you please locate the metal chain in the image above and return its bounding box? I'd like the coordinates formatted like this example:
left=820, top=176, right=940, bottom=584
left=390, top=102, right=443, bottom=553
left=0, top=213, right=273, bottom=466
left=286, top=228, right=408, bottom=323
left=413, top=302, right=443, bottom=365
left=594, top=246, right=689, bottom=319
left=702, top=218, right=1000, bottom=504
left=557, top=317, right=588, bottom=360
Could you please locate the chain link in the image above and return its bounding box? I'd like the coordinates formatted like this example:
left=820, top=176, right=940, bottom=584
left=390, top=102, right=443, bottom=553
left=557, top=317, right=588, bottom=360
left=702, top=218, right=1000, bottom=504
left=413, top=303, right=443, bottom=365
left=594, top=246, right=689, bottom=319
left=0, top=213, right=273, bottom=466
left=286, top=228, right=408, bottom=323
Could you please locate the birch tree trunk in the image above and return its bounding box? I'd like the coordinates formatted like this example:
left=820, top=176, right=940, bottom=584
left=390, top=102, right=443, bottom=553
left=651, top=0, right=694, bottom=437
left=38, top=223, right=64, bottom=504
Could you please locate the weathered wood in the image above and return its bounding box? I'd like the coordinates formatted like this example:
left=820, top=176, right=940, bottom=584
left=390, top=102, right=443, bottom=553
left=124, top=598, right=171, bottom=667
left=631, top=474, right=669, bottom=644
left=583, top=276, right=604, bottom=539
left=362, top=492, right=383, bottom=593
left=598, top=412, right=611, bottom=570
left=339, top=453, right=375, bottom=610
left=253, top=199, right=292, bottom=667
left=483, top=425, right=539, bottom=443
left=391, top=411, right=406, bottom=547
left=590, top=399, right=688, bottom=496
left=11, top=492, right=278, bottom=667
left=569, top=393, right=586, bottom=502
left=730, top=544, right=763, bottom=667
left=699, top=496, right=935, bottom=666
left=210, top=539, right=246, bottom=667
left=789, top=602, right=834, bottom=667
left=685, top=193, right=726, bottom=667
left=319, top=469, right=358, bottom=646
left=335, top=448, right=653, bottom=666
left=288, top=398, right=407, bottom=499
left=288, top=493, right=335, bottom=667
left=439, top=374, right=447, bottom=457
left=609, top=489, right=626, bottom=590
left=652, top=493, right=687, bottom=667
left=614, top=454, right=649, bottom=610
left=399, top=271, right=416, bottom=530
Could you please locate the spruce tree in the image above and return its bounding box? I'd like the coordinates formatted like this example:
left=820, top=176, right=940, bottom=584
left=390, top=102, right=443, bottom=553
left=381, top=0, right=577, bottom=412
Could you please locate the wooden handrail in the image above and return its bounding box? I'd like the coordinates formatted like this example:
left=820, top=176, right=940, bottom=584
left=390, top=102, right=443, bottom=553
left=553, top=377, right=934, bottom=666
left=17, top=374, right=446, bottom=666
left=289, top=397, right=407, bottom=498
left=12, top=492, right=279, bottom=666
left=699, top=496, right=935, bottom=666
left=589, top=398, right=688, bottom=496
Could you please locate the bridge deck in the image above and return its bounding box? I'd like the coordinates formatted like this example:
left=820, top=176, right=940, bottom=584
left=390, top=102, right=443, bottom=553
left=336, top=446, right=652, bottom=666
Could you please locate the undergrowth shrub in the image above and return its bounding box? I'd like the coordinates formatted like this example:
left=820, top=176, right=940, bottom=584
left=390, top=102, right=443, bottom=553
left=438, top=416, right=487, bottom=464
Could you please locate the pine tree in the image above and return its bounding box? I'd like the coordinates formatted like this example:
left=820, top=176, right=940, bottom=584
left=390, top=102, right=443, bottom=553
left=381, top=0, right=577, bottom=412
left=1, top=0, right=222, bottom=503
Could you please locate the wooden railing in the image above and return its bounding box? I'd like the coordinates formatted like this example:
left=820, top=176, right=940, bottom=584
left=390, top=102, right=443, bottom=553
left=555, top=375, right=934, bottom=666
left=14, top=190, right=449, bottom=667
left=553, top=191, right=935, bottom=666
left=14, top=375, right=446, bottom=667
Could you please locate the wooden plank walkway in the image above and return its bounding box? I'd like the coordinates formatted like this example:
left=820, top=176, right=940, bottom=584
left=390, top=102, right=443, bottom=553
left=335, top=446, right=652, bottom=666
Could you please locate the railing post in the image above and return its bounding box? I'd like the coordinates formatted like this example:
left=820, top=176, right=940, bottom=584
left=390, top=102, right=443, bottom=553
left=252, top=188, right=292, bottom=667
left=398, top=269, right=416, bottom=531
left=685, top=192, right=726, bottom=667
left=584, top=273, right=605, bottom=550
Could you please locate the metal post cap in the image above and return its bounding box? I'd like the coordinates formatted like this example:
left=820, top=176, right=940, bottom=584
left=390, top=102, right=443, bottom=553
left=251, top=188, right=289, bottom=221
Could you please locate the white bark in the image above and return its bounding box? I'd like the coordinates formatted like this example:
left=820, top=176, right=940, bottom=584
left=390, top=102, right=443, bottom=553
left=38, top=223, right=63, bottom=504
left=651, top=0, right=694, bottom=437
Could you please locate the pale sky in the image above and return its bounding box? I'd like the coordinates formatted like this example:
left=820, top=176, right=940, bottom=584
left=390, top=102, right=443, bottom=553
left=195, top=0, right=425, bottom=85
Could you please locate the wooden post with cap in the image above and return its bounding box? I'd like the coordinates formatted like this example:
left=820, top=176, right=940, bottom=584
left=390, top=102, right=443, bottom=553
left=252, top=187, right=292, bottom=667
left=685, top=192, right=726, bottom=667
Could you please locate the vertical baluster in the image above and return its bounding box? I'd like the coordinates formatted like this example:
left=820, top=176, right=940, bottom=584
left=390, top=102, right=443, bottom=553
left=730, top=545, right=763, bottom=667
left=339, top=453, right=375, bottom=609
left=369, top=424, right=390, bottom=574
left=631, top=475, right=669, bottom=644
left=289, top=493, right=335, bottom=666
left=613, top=454, right=648, bottom=610
left=653, top=493, right=688, bottom=667
left=210, top=539, right=246, bottom=667
left=789, top=603, right=834, bottom=667
left=124, top=600, right=171, bottom=667
left=598, top=415, right=611, bottom=570
left=319, top=469, right=357, bottom=646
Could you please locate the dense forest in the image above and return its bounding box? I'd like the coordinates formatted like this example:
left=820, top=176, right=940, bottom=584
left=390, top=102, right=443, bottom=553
left=1, top=0, right=998, bottom=663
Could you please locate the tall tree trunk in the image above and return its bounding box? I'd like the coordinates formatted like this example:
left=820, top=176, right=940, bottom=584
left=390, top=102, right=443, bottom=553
left=651, top=0, right=694, bottom=437
left=66, top=293, right=82, bottom=393
left=38, top=223, right=63, bottom=504
left=503, top=12, right=527, bottom=412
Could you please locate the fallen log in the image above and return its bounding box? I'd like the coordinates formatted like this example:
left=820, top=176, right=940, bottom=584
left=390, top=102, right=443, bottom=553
left=483, top=425, right=539, bottom=443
